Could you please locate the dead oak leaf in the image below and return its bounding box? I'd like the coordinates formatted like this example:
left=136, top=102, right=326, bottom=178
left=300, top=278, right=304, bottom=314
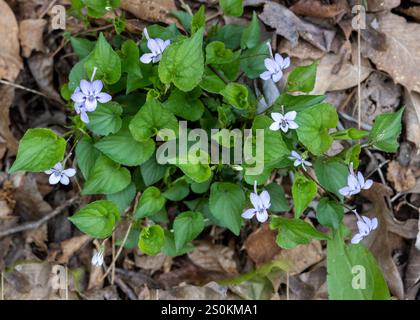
left=386, top=160, right=417, bottom=193
left=404, top=90, right=420, bottom=153
left=361, top=13, right=420, bottom=93
left=0, top=0, right=23, bottom=81
left=19, top=19, right=47, bottom=58
left=259, top=2, right=335, bottom=52
left=120, top=0, right=176, bottom=25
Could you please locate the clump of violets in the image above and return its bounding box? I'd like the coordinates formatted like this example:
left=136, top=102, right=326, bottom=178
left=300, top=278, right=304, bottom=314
left=242, top=181, right=271, bottom=223
left=339, top=163, right=373, bottom=197
left=260, top=42, right=290, bottom=83
left=270, top=110, right=299, bottom=133
left=70, top=67, right=112, bottom=124
left=351, top=210, right=378, bottom=244
left=289, top=150, right=312, bottom=171
left=45, top=163, right=76, bottom=185
left=140, top=28, right=171, bottom=64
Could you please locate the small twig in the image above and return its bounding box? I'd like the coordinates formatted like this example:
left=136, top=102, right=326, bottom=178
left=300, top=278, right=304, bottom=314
left=206, top=11, right=222, bottom=22
left=0, top=79, right=64, bottom=105
left=179, top=0, right=193, bottom=15
left=338, top=111, right=372, bottom=131
left=0, top=196, right=79, bottom=238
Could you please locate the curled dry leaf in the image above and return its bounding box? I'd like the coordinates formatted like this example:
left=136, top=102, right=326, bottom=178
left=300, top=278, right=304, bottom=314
left=0, top=0, right=22, bottom=81
left=386, top=160, right=417, bottom=193
left=404, top=243, right=420, bottom=299
left=53, top=234, right=91, bottom=264
left=245, top=224, right=281, bottom=266
left=278, top=39, right=325, bottom=61
left=135, top=252, right=166, bottom=272
left=403, top=90, right=420, bottom=153
left=312, top=43, right=371, bottom=94
left=289, top=0, right=348, bottom=19
left=19, top=19, right=46, bottom=58
left=259, top=2, right=336, bottom=52
left=361, top=13, right=420, bottom=93
left=361, top=183, right=405, bottom=299
left=120, top=0, right=176, bottom=25
left=0, top=86, right=19, bottom=156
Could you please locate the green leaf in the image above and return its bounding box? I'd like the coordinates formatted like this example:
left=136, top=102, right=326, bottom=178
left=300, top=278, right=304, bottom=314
left=141, top=154, right=167, bottom=186
left=314, top=158, right=348, bottom=199
left=176, top=160, right=212, bottom=184
left=270, top=216, right=329, bottom=249
left=191, top=5, right=205, bottom=34
left=158, top=28, right=204, bottom=92
left=240, top=12, right=260, bottom=49
left=276, top=93, right=326, bottom=113
left=163, top=179, right=190, bottom=201
left=107, top=182, right=136, bottom=213
left=292, top=173, right=317, bottom=218
left=9, top=129, right=66, bottom=173
left=70, top=37, right=95, bottom=59
left=265, top=183, right=288, bottom=213
left=82, top=155, right=131, bottom=195
left=200, top=67, right=227, bottom=93
left=75, top=136, right=100, bottom=179
left=220, top=83, right=250, bottom=110
left=190, top=176, right=212, bottom=194
left=162, top=230, right=195, bottom=256
left=331, top=128, right=369, bottom=140
left=69, top=59, right=87, bottom=91
left=164, top=87, right=204, bottom=121
left=173, top=211, right=205, bottom=250
left=327, top=225, right=390, bottom=300
left=134, top=186, right=166, bottom=219
left=296, top=103, right=338, bottom=155
left=220, top=0, right=243, bottom=17
left=87, top=102, right=122, bottom=136
left=368, top=108, right=404, bottom=152
left=171, top=11, right=192, bottom=33
left=84, top=33, right=121, bottom=84
left=95, top=123, right=155, bottom=166
left=120, top=40, right=143, bottom=94
left=286, top=60, right=318, bottom=93
left=316, top=198, right=343, bottom=230
left=69, top=200, right=120, bottom=238
left=341, top=144, right=361, bottom=169
left=240, top=42, right=270, bottom=79
left=138, top=225, right=165, bottom=256
left=209, top=24, right=243, bottom=50
left=206, top=41, right=239, bottom=65
left=209, top=182, right=245, bottom=235
left=129, top=99, right=178, bottom=142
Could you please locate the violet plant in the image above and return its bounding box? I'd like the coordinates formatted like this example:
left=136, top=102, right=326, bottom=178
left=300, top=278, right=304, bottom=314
left=8, top=1, right=405, bottom=300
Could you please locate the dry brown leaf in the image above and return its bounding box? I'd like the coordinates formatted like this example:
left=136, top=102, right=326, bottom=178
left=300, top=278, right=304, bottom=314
left=312, top=44, right=371, bottom=94
left=27, top=53, right=61, bottom=101
left=244, top=224, right=281, bottom=265
left=361, top=13, right=420, bottom=93
left=120, top=0, right=176, bottom=25
left=404, top=90, right=420, bottom=153
left=397, top=6, right=420, bottom=22
left=367, top=0, right=400, bottom=12
left=19, top=19, right=47, bottom=58
left=386, top=160, right=417, bottom=193
left=0, top=0, right=22, bottom=81
left=135, top=252, right=166, bottom=271
left=404, top=243, right=420, bottom=299
left=361, top=183, right=405, bottom=299
left=259, top=2, right=336, bottom=52
left=278, top=39, right=325, bottom=61
left=289, top=0, right=347, bottom=19
left=188, top=241, right=237, bottom=274
left=54, top=234, right=91, bottom=264
left=0, top=86, right=18, bottom=156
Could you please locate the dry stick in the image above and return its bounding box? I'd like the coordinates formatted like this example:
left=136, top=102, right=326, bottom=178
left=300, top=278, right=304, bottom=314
left=179, top=0, right=193, bottom=16
left=357, top=15, right=362, bottom=130
left=0, top=79, right=64, bottom=105
left=0, top=196, right=79, bottom=238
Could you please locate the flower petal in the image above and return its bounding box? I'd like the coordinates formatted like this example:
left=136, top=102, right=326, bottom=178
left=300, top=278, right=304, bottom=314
left=79, top=79, right=91, bottom=95
left=91, top=80, right=103, bottom=94
left=256, top=210, right=268, bottom=223
left=250, top=192, right=263, bottom=209
left=370, top=217, right=378, bottom=230
left=351, top=233, right=364, bottom=244
left=287, top=120, right=299, bottom=129
left=63, top=168, right=76, bottom=177
left=280, top=122, right=289, bottom=133
left=80, top=110, right=89, bottom=124
left=140, top=53, right=154, bottom=64
left=97, top=92, right=112, bottom=103
left=147, top=38, right=160, bottom=54
left=284, top=111, right=297, bottom=121
left=241, top=208, right=256, bottom=219
left=271, top=112, right=283, bottom=122
left=260, top=190, right=271, bottom=209
left=269, top=121, right=280, bottom=131
left=281, top=56, right=291, bottom=69
left=60, top=174, right=70, bottom=185
left=264, top=58, right=277, bottom=73
left=290, top=150, right=301, bottom=159
left=272, top=70, right=283, bottom=83
left=274, top=53, right=284, bottom=67
left=259, top=70, right=272, bottom=80
left=363, top=179, right=373, bottom=190
left=348, top=174, right=359, bottom=189
left=294, top=159, right=302, bottom=167
left=339, top=186, right=351, bottom=196
left=71, top=91, right=85, bottom=103
left=49, top=173, right=61, bottom=185
left=357, top=172, right=365, bottom=187
left=84, top=97, right=97, bottom=112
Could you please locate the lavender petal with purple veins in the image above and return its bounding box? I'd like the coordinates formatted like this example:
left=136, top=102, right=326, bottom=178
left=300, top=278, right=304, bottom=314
left=339, top=163, right=373, bottom=197
left=288, top=150, right=312, bottom=171
left=260, top=43, right=290, bottom=83
left=140, top=28, right=171, bottom=64
left=45, top=163, right=76, bottom=185
left=270, top=111, right=298, bottom=133
left=351, top=210, right=378, bottom=244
